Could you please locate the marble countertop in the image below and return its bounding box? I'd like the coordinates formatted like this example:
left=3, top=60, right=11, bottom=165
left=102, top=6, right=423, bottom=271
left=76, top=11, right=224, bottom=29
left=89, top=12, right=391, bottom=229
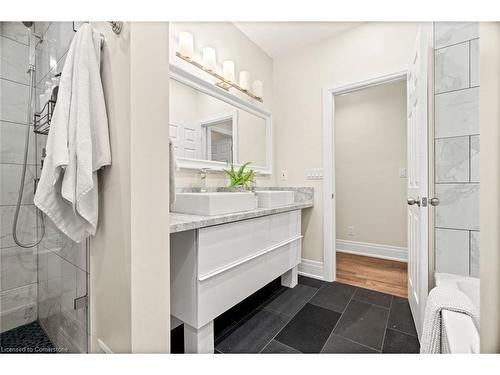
left=170, top=187, right=313, bottom=233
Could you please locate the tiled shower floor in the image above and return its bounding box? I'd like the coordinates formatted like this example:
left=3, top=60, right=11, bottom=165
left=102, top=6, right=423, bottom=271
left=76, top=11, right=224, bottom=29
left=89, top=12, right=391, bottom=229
left=0, top=321, right=56, bottom=354
left=171, top=276, right=420, bottom=354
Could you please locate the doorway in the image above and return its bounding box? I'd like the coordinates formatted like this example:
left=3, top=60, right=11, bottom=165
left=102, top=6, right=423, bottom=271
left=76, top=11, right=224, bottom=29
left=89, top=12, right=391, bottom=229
left=333, top=80, right=408, bottom=297
left=322, top=26, right=431, bottom=338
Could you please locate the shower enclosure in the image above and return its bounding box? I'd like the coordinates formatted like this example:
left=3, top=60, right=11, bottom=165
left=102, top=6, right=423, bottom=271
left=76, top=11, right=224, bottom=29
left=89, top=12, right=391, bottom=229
left=1, top=21, right=89, bottom=353
left=432, top=22, right=480, bottom=279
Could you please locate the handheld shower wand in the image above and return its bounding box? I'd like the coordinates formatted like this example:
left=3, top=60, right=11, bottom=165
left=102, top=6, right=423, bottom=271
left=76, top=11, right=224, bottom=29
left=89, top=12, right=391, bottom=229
left=12, top=22, right=45, bottom=248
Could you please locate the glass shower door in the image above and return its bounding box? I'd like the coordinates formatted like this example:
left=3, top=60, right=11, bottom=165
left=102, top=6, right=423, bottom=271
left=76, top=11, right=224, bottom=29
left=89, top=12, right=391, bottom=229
left=34, top=21, right=89, bottom=353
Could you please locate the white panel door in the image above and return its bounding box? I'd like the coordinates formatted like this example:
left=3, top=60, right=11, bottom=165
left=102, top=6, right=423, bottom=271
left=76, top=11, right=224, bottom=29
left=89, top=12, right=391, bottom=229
left=169, top=123, right=201, bottom=159
left=407, top=24, right=430, bottom=338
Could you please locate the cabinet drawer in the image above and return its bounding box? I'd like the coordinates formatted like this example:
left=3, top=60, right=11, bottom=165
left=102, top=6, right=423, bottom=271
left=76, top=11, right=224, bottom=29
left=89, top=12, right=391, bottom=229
left=197, top=238, right=301, bottom=326
left=197, top=210, right=301, bottom=280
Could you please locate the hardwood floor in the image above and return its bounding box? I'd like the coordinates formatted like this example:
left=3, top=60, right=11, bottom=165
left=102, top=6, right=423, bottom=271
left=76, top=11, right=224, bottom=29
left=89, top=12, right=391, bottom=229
left=336, top=252, right=408, bottom=298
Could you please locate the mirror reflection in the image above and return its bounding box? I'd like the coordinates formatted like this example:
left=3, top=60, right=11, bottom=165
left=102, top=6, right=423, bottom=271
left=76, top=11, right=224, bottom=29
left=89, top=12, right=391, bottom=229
left=169, top=78, right=267, bottom=167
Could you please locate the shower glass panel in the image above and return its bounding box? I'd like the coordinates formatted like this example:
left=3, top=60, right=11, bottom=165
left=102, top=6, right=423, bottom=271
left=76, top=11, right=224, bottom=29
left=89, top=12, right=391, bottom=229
left=0, top=21, right=89, bottom=353
left=433, top=22, right=480, bottom=279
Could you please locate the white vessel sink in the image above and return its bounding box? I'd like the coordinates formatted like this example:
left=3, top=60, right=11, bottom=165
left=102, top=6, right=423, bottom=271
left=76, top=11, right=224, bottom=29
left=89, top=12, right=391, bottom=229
left=256, top=190, right=294, bottom=208
left=172, top=192, right=257, bottom=216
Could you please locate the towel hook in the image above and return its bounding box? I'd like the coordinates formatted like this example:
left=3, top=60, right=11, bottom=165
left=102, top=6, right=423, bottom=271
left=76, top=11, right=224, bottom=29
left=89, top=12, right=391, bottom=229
left=109, top=22, right=123, bottom=35
left=72, top=21, right=123, bottom=35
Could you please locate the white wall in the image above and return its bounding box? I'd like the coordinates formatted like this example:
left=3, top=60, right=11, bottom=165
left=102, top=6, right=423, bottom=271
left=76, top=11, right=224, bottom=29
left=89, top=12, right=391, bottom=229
left=335, top=80, right=407, bottom=248
left=90, top=22, right=170, bottom=353
left=479, top=21, right=500, bottom=354
left=169, top=22, right=274, bottom=188
left=129, top=22, right=170, bottom=353
left=273, top=22, right=419, bottom=264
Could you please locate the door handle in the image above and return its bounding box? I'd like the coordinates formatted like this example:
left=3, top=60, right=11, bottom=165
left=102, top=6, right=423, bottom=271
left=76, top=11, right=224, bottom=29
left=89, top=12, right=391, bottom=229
left=407, top=197, right=420, bottom=206
left=429, top=197, right=440, bottom=206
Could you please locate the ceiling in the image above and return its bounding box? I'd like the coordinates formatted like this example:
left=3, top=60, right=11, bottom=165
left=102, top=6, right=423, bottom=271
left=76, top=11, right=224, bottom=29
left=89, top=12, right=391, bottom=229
left=233, top=22, right=363, bottom=58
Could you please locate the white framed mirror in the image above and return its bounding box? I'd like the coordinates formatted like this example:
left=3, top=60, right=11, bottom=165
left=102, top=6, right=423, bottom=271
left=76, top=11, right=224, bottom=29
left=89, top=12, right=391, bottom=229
left=169, top=64, right=272, bottom=175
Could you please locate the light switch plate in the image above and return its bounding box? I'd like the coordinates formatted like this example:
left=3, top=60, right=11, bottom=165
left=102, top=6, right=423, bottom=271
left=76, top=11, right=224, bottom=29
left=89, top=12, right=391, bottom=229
left=399, top=167, right=407, bottom=178
left=280, top=170, right=288, bottom=181
left=305, top=168, right=323, bottom=180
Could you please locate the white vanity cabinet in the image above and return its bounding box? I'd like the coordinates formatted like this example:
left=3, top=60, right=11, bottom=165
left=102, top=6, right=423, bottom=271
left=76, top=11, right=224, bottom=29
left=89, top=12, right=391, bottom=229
left=170, top=210, right=302, bottom=353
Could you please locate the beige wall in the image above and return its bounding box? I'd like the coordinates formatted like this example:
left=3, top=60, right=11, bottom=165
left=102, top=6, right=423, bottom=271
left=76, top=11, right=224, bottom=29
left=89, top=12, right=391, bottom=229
left=479, top=22, right=500, bottom=353
left=90, top=21, right=132, bottom=353
left=90, top=22, right=170, bottom=353
left=129, top=22, right=170, bottom=353
left=169, top=22, right=274, bottom=188
left=335, top=80, right=407, bottom=248
left=274, top=22, right=419, bottom=263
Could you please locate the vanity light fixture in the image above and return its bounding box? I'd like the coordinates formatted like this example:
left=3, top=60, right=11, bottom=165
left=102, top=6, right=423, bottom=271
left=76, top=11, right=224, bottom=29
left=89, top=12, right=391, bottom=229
left=178, top=32, right=194, bottom=59
left=176, top=33, right=263, bottom=103
left=222, top=60, right=235, bottom=82
left=252, top=80, right=263, bottom=99
left=239, top=71, right=250, bottom=91
left=203, top=47, right=216, bottom=72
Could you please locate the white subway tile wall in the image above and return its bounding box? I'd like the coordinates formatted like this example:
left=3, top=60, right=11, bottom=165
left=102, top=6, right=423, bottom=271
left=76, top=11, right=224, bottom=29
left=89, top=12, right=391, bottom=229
left=0, top=22, right=38, bottom=333
left=434, top=87, right=479, bottom=138
left=435, top=42, right=470, bottom=94
left=435, top=228, right=469, bottom=275
left=434, top=22, right=480, bottom=278
left=0, top=22, right=88, bottom=352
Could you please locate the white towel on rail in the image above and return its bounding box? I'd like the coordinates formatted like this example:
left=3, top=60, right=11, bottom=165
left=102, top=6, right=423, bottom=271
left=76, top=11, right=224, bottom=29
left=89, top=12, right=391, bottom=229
left=34, top=23, right=111, bottom=243
left=420, top=286, right=479, bottom=353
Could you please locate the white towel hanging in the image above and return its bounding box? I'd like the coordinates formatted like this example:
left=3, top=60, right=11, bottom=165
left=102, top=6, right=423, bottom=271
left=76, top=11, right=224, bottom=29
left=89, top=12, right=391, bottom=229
left=34, top=23, right=111, bottom=242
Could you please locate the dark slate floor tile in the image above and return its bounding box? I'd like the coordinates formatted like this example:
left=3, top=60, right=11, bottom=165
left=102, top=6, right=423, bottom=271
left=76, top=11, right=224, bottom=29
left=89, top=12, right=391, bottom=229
left=275, top=303, right=341, bottom=353
left=218, top=281, right=284, bottom=330
left=214, top=310, right=240, bottom=342
left=216, top=309, right=289, bottom=353
left=298, top=275, right=324, bottom=289
left=352, top=288, right=393, bottom=308
left=309, top=281, right=356, bottom=313
left=382, top=328, right=420, bottom=353
left=263, top=284, right=317, bottom=317
left=387, top=297, right=418, bottom=337
left=261, top=340, right=300, bottom=353
left=333, top=299, right=389, bottom=351
left=321, top=334, right=379, bottom=353
left=170, top=324, right=185, bottom=354
left=0, top=321, right=56, bottom=353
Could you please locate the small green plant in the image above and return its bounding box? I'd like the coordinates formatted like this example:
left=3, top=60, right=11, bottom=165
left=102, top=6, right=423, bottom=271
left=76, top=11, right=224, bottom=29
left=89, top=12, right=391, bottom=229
left=224, top=162, right=255, bottom=189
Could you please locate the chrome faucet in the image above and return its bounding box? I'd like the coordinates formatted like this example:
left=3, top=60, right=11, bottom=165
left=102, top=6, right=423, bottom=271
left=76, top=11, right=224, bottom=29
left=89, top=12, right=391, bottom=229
left=200, top=168, right=209, bottom=192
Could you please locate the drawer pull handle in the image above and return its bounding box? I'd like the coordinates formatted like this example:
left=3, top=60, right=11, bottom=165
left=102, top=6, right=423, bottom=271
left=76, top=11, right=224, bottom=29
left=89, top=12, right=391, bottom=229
left=198, top=235, right=303, bottom=282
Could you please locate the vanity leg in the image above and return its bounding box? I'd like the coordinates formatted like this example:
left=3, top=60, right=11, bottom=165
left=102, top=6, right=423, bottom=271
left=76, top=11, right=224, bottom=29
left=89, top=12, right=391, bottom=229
left=184, top=321, right=214, bottom=353
left=281, top=265, right=298, bottom=288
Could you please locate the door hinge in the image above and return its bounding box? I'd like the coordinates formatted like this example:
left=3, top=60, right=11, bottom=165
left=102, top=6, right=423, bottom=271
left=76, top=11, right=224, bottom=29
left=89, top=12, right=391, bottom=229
left=74, top=295, right=88, bottom=310
left=331, top=193, right=334, bottom=199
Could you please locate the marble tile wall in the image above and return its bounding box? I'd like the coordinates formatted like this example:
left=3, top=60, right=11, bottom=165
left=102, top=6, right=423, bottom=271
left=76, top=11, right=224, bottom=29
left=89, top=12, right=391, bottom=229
left=0, top=22, right=39, bottom=333
left=434, top=22, right=480, bottom=278
left=33, top=22, right=89, bottom=353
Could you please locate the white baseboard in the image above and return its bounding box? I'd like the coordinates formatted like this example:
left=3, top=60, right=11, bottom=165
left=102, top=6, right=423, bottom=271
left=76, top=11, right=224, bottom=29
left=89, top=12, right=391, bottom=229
left=298, top=258, right=324, bottom=280
left=336, top=239, right=407, bottom=262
